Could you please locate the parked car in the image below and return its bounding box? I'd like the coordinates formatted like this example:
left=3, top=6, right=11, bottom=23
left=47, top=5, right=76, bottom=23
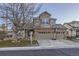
left=51, top=38, right=56, bottom=40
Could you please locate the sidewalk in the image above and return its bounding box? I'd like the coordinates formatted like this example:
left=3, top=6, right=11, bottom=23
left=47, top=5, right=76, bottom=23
left=0, top=45, right=79, bottom=51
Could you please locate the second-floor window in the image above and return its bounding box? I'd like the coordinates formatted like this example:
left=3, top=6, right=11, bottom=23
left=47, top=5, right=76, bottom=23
left=42, top=18, right=49, bottom=25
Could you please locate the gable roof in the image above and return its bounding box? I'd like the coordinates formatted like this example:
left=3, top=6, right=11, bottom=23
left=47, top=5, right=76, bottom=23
left=70, top=21, right=79, bottom=24
left=50, top=18, right=57, bottom=21
left=39, top=11, right=51, bottom=16
left=52, top=24, right=67, bottom=29
left=64, top=23, right=79, bottom=28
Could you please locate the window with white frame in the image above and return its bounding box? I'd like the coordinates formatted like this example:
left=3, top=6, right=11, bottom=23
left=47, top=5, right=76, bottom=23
left=42, top=18, right=49, bottom=25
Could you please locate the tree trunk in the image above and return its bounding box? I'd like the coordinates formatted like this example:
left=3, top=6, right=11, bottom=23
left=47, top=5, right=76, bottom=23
left=24, top=29, right=27, bottom=39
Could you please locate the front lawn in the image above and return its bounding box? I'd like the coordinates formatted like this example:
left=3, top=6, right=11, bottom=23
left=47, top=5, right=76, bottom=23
left=0, top=39, right=38, bottom=47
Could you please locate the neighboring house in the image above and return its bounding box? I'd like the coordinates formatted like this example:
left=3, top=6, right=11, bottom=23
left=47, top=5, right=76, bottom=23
left=0, top=27, right=6, bottom=31
left=64, top=21, right=79, bottom=38
left=33, top=11, right=67, bottom=40
left=0, top=24, right=7, bottom=32
left=0, top=24, right=7, bottom=40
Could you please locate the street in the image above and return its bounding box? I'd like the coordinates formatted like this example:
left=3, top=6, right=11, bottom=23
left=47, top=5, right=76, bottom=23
left=0, top=48, right=79, bottom=56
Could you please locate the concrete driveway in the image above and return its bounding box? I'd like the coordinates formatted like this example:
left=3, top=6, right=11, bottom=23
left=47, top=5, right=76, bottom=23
left=37, top=39, right=79, bottom=48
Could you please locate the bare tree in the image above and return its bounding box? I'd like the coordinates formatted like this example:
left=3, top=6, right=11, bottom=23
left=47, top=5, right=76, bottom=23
left=0, top=3, right=41, bottom=40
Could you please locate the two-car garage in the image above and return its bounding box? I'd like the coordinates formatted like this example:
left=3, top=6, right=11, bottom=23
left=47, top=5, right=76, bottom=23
left=35, top=31, right=65, bottom=40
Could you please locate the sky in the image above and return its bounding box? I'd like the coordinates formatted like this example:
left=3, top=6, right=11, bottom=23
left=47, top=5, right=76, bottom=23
left=37, top=3, right=79, bottom=24
left=1, top=3, right=79, bottom=25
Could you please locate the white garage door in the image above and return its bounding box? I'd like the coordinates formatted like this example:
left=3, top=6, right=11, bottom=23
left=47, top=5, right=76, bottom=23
left=36, top=32, right=54, bottom=40
left=35, top=32, right=65, bottom=40
left=56, top=33, right=64, bottom=39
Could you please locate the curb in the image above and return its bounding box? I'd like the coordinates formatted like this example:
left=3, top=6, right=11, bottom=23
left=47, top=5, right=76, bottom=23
left=0, top=45, right=79, bottom=51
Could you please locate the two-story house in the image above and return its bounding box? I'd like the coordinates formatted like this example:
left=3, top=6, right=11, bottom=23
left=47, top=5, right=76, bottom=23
left=33, top=11, right=67, bottom=40
left=4, top=11, right=67, bottom=40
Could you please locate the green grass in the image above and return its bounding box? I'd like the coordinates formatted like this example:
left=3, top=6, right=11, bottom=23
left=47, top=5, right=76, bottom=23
left=0, top=39, right=37, bottom=47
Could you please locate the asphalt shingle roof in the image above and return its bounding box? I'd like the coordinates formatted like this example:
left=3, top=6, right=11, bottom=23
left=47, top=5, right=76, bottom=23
left=52, top=24, right=66, bottom=29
